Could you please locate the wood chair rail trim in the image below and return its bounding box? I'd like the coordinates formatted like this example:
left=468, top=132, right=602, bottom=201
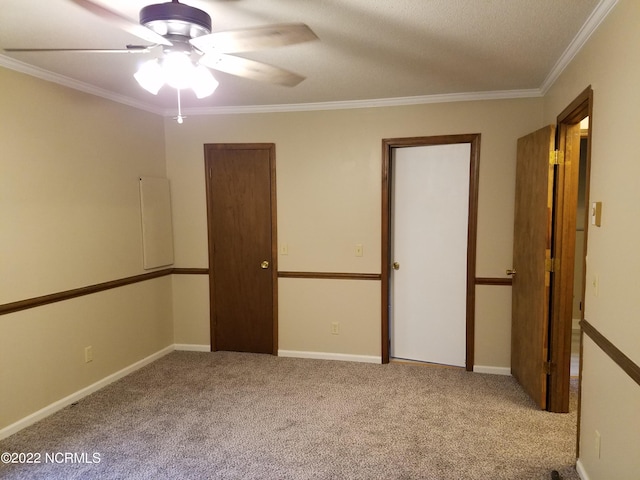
left=581, top=319, right=640, bottom=388
left=1, top=270, right=512, bottom=316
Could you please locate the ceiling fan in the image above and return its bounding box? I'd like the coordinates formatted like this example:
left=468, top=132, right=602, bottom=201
left=5, top=0, right=318, bottom=121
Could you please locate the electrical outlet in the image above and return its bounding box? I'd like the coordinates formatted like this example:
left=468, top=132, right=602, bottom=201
left=84, top=346, right=93, bottom=363
left=355, top=244, right=363, bottom=257
left=592, top=274, right=599, bottom=297
left=330, top=322, right=340, bottom=335
left=280, top=243, right=289, bottom=255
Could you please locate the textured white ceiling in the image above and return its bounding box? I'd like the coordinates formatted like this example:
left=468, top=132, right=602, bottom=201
left=0, top=0, right=606, bottom=113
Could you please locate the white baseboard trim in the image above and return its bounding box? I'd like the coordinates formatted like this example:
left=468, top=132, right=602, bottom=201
left=278, top=349, right=381, bottom=364
left=0, top=344, right=174, bottom=441
left=576, top=459, right=589, bottom=480
left=174, top=344, right=211, bottom=352
left=473, top=365, right=512, bottom=376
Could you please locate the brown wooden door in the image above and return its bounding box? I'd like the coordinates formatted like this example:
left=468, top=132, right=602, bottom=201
left=510, top=125, right=556, bottom=410
left=204, top=144, right=277, bottom=354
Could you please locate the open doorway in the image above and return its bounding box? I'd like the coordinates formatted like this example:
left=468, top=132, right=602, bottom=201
left=571, top=119, right=589, bottom=378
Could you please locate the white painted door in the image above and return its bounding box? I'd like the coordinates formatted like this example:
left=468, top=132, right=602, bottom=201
left=390, top=143, right=470, bottom=367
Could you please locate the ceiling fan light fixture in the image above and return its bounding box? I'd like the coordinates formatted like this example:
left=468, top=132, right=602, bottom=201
left=134, top=58, right=164, bottom=94
left=15, top=0, right=316, bottom=122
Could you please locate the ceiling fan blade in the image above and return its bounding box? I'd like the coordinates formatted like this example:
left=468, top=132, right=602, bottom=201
left=190, top=23, right=317, bottom=54
left=68, top=0, right=172, bottom=46
left=4, top=45, right=152, bottom=54
left=199, top=53, right=305, bottom=87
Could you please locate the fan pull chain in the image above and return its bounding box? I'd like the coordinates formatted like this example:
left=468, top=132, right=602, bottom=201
left=175, top=88, right=185, bottom=124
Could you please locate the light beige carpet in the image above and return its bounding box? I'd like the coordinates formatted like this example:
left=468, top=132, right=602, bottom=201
left=0, top=352, right=579, bottom=479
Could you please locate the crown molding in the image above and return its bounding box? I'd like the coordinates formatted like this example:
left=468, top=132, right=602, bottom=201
left=168, top=89, right=543, bottom=117
left=540, top=0, right=618, bottom=94
left=0, top=54, right=163, bottom=116
left=0, top=55, right=542, bottom=117
left=0, top=54, right=541, bottom=118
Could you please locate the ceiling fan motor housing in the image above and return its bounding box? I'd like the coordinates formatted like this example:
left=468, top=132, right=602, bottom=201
left=140, top=1, right=212, bottom=41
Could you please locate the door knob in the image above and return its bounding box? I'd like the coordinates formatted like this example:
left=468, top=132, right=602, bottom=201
left=506, top=268, right=516, bottom=276
left=261, top=260, right=270, bottom=269
left=393, top=262, right=400, bottom=270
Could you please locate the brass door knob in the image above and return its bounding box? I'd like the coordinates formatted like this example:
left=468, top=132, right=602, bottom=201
left=392, top=262, right=400, bottom=270
left=261, top=260, right=270, bottom=269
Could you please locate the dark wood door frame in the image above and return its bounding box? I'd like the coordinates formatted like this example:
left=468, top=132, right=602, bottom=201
left=381, top=134, right=481, bottom=370
left=547, top=86, right=593, bottom=415
left=204, top=143, right=279, bottom=354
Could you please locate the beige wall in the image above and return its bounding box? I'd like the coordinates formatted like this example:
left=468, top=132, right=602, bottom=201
left=0, top=68, right=173, bottom=431
left=542, top=0, right=640, bottom=477
left=165, top=99, right=543, bottom=364
left=172, top=275, right=209, bottom=346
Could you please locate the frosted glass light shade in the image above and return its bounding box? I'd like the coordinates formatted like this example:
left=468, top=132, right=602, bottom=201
left=134, top=59, right=164, bottom=95
left=191, top=64, right=218, bottom=98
